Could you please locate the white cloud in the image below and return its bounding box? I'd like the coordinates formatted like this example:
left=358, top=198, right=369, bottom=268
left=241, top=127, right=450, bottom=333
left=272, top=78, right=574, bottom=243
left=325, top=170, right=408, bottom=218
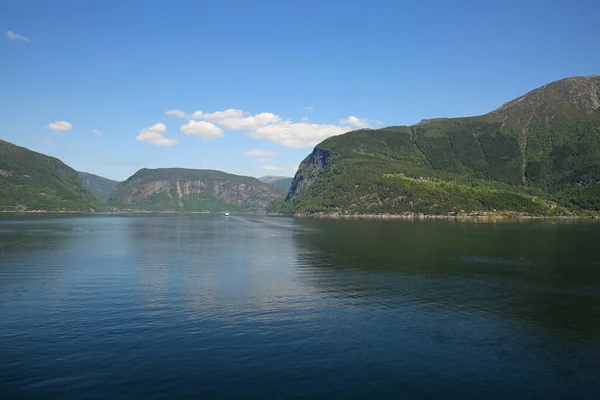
left=340, top=116, right=372, bottom=129
left=165, top=109, right=186, bottom=118
left=47, top=121, right=72, bottom=132
left=163, top=107, right=374, bottom=148
left=261, top=165, right=286, bottom=171
left=302, top=106, right=314, bottom=111
left=180, top=120, right=224, bottom=140
left=136, top=123, right=177, bottom=147
left=92, top=129, right=101, bottom=135
left=44, top=137, right=54, bottom=144
left=6, top=31, right=30, bottom=42
left=242, top=148, right=279, bottom=157
left=166, top=108, right=280, bottom=130
left=251, top=121, right=350, bottom=148
left=201, top=109, right=280, bottom=130
left=189, top=111, right=204, bottom=119
left=262, top=163, right=299, bottom=172
left=258, top=158, right=270, bottom=162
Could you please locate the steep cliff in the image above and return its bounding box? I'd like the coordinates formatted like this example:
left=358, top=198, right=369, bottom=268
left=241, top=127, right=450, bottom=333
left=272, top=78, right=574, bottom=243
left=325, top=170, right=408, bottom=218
left=110, top=168, right=283, bottom=212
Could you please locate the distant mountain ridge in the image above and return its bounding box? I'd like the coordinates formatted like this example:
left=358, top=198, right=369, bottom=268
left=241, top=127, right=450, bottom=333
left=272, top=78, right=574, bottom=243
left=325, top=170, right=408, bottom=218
left=259, top=175, right=293, bottom=194
left=0, top=140, right=284, bottom=212
left=110, top=168, right=283, bottom=212
left=77, top=172, right=119, bottom=203
left=282, top=75, right=600, bottom=215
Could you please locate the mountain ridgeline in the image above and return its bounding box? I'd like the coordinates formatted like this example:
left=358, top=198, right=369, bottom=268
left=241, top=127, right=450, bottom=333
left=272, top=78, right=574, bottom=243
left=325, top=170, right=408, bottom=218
left=0, top=140, right=99, bottom=211
left=281, top=76, right=600, bottom=216
left=0, top=140, right=283, bottom=212
left=109, top=168, right=283, bottom=212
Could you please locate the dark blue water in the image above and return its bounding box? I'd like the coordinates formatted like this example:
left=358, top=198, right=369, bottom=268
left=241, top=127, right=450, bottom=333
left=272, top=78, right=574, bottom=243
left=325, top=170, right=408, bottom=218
left=1, top=214, right=599, bottom=399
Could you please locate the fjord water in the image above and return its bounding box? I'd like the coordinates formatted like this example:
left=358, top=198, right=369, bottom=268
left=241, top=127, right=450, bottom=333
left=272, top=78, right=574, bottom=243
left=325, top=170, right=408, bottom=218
left=1, top=215, right=599, bottom=399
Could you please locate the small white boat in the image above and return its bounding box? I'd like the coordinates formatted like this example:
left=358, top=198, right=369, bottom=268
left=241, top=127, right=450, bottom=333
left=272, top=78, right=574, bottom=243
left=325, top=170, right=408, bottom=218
left=224, top=211, right=230, bottom=216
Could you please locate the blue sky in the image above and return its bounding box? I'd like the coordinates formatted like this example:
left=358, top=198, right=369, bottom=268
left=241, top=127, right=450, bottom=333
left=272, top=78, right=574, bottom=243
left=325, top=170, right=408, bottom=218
left=1, top=0, right=599, bottom=181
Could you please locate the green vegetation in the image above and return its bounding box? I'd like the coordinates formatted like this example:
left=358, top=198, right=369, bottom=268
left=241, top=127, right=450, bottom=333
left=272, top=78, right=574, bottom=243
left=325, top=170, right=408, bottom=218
left=258, top=175, right=293, bottom=194
left=283, top=76, right=600, bottom=216
left=110, top=168, right=283, bottom=212
left=0, top=140, right=99, bottom=211
left=77, top=172, right=119, bottom=203
left=270, top=178, right=293, bottom=194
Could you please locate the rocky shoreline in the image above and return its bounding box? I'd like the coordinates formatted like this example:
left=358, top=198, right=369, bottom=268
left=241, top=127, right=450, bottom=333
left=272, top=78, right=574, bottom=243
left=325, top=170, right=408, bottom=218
left=288, top=212, right=600, bottom=221
left=2, top=210, right=599, bottom=221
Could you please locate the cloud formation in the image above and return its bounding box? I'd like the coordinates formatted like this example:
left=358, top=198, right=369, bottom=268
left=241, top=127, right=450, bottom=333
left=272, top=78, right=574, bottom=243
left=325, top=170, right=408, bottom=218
left=200, top=109, right=281, bottom=131
left=165, top=110, right=186, bottom=118
left=92, top=129, right=101, bottom=135
left=261, top=165, right=286, bottom=171
left=47, top=121, right=72, bottom=132
left=251, top=121, right=348, bottom=148
left=180, top=120, right=224, bottom=140
left=136, top=123, right=177, bottom=147
left=242, top=148, right=279, bottom=157
left=6, top=31, right=29, bottom=42
left=44, top=137, right=54, bottom=144
left=341, top=116, right=372, bottom=129
left=262, top=163, right=299, bottom=172
left=165, top=108, right=375, bottom=147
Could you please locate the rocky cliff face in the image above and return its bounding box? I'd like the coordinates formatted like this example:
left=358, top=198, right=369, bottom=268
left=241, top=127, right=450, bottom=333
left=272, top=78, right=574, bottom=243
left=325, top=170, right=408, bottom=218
left=287, top=148, right=332, bottom=201
left=110, top=168, right=283, bottom=212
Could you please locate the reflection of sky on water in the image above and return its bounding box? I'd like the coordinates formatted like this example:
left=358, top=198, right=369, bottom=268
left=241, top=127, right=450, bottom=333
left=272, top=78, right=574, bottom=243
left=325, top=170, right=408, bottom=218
left=123, top=215, right=314, bottom=324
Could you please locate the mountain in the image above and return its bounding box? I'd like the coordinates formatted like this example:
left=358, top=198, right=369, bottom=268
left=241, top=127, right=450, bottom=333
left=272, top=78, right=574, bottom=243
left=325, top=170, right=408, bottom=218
left=259, top=175, right=294, bottom=194
left=270, top=178, right=293, bottom=194
left=283, top=76, right=600, bottom=216
left=77, top=172, right=119, bottom=203
left=0, top=139, right=99, bottom=211
left=258, top=175, right=289, bottom=184
left=110, top=168, right=283, bottom=212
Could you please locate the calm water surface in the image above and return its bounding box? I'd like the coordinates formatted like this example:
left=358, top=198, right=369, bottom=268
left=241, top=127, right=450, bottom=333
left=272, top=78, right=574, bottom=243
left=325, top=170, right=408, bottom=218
left=1, top=214, right=599, bottom=399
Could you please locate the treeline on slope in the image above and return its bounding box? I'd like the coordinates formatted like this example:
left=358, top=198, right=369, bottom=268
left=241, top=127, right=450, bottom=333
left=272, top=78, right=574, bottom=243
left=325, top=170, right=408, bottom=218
left=0, top=140, right=99, bottom=211
left=278, top=76, right=600, bottom=216
left=77, top=172, right=120, bottom=203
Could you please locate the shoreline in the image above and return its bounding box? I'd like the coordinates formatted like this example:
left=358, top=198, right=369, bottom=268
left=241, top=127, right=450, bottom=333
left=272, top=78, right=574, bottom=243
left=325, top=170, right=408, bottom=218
left=286, top=212, right=600, bottom=221
left=2, top=210, right=599, bottom=221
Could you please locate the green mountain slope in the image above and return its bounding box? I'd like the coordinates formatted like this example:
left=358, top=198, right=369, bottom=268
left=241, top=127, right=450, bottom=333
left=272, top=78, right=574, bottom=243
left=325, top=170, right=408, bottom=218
left=283, top=76, right=600, bottom=216
left=0, top=139, right=99, bottom=211
left=110, top=168, right=283, bottom=212
left=259, top=176, right=293, bottom=194
left=77, top=172, right=119, bottom=203
left=271, top=178, right=293, bottom=194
